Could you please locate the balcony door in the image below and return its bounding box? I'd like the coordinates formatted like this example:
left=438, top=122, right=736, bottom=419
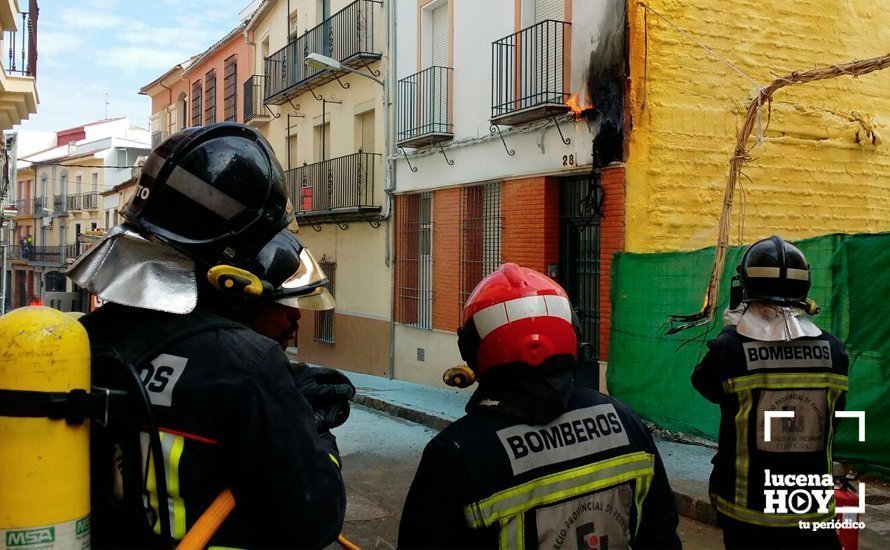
left=524, top=0, right=565, bottom=108
left=359, top=110, right=376, bottom=153
left=428, top=2, right=449, bottom=134
left=318, top=0, right=331, bottom=55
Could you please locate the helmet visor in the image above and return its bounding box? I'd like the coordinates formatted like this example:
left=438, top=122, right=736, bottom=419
left=276, top=286, right=336, bottom=311
left=278, top=247, right=329, bottom=295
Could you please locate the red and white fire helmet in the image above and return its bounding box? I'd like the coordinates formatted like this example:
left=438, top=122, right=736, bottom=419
left=458, top=263, right=577, bottom=377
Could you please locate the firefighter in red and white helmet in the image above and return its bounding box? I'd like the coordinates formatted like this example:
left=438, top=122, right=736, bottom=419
left=398, top=263, right=681, bottom=549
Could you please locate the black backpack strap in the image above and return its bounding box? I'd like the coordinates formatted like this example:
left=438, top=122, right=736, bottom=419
left=81, top=304, right=246, bottom=372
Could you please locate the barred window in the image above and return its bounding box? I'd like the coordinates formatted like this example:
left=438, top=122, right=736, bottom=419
left=315, top=259, right=336, bottom=344
left=396, top=192, right=433, bottom=329
left=459, top=182, right=502, bottom=313
left=191, top=79, right=203, bottom=127
left=205, top=70, right=217, bottom=124
left=223, top=55, right=237, bottom=122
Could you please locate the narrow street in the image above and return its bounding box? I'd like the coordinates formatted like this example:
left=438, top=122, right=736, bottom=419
left=331, top=405, right=723, bottom=549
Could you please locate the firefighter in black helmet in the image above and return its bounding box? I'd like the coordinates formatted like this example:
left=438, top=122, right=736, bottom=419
left=692, top=236, right=849, bottom=549
left=69, top=122, right=351, bottom=548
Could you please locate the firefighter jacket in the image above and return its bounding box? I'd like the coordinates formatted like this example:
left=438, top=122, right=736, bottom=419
left=82, top=303, right=346, bottom=548
left=691, top=325, right=849, bottom=529
left=398, top=365, right=681, bottom=549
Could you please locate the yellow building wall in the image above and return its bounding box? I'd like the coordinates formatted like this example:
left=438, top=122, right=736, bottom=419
left=625, top=0, right=890, bottom=253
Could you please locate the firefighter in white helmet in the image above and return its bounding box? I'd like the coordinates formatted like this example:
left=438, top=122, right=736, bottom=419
left=399, top=263, right=681, bottom=549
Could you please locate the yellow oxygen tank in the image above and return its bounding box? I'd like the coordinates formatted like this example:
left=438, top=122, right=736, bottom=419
left=0, top=307, right=91, bottom=548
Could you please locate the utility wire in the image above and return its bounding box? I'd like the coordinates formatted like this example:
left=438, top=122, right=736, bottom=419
left=26, top=162, right=139, bottom=169
left=640, top=2, right=762, bottom=88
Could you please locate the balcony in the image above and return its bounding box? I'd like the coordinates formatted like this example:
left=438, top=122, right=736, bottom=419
left=82, top=192, right=98, bottom=210
left=284, top=152, right=381, bottom=224
left=264, top=0, right=382, bottom=105
left=243, top=74, right=270, bottom=125
left=23, top=245, right=65, bottom=266
left=396, top=66, right=453, bottom=148
left=491, top=20, right=571, bottom=126
left=151, top=130, right=168, bottom=148
left=52, top=194, right=66, bottom=215
left=15, top=198, right=34, bottom=217
left=33, top=196, right=45, bottom=214
left=66, top=194, right=82, bottom=212
left=0, top=1, right=38, bottom=129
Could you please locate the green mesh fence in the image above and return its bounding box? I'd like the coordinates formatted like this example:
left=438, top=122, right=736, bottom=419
left=607, top=233, right=890, bottom=472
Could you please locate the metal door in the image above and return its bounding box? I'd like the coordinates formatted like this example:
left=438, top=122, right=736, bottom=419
left=559, top=174, right=600, bottom=389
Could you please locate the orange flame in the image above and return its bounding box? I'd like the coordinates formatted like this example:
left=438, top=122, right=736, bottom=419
left=565, top=92, right=593, bottom=119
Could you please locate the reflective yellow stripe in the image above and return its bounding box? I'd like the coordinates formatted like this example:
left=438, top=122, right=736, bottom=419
left=723, top=373, right=848, bottom=394
left=714, top=495, right=833, bottom=527
left=826, top=388, right=843, bottom=478
left=464, top=451, right=655, bottom=528
left=500, top=514, right=523, bottom=550
left=168, top=435, right=187, bottom=539
left=328, top=453, right=341, bottom=469
left=632, top=461, right=653, bottom=537
left=147, top=439, right=160, bottom=535
left=145, top=432, right=187, bottom=539
left=734, top=390, right=753, bottom=506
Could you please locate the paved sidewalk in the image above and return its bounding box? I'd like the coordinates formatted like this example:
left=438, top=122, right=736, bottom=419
left=345, top=371, right=889, bottom=548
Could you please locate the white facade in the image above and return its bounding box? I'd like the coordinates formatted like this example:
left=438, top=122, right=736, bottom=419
left=392, top=0, right=614, bottom=191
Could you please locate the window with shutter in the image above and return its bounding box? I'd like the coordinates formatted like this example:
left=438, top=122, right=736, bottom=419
left=223, top=55, right=237, bottom=122
left=314, top=123, right=331, bottom=162
left=191, top=80, right=203, bottom=127
left=431, top=3, right=449, bottom=67
left=526, top=0, right=565, bottom=107
left=359, top=110, right=375, bottom=153
left=204, top=70, right=217, bottom=125
left=534, top=0, right=564, bottom=22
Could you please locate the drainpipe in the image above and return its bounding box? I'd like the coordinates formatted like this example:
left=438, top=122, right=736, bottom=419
left=385, top=0, right=397, bottom=380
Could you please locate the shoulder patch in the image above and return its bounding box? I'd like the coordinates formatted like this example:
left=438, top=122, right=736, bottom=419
left=139, top=353, right=189, bottom=407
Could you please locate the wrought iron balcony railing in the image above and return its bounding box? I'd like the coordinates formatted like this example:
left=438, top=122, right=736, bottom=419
left=24, top=245, right=64, bottom=265
left=151, top=130, right=169, bottom=148
left=491, top=20, right=571, bottom=125
left=15, top=198, right=35, bottom=217
left=284, top=152, right=381, bottom=221
left=33, top=196, right=45, bottom=214
left=243, top=75, right=269, bottom=123
left=396, top=66, right=453, bottom=148
left=264, top=0, right=382, bottom=105
left=5, top=1, right=38, bottom=78
left=52, top=195, right=66, bottom=215
left=82, top=192, right=99, bottom=210
left=66, top=194, right=82, bottom=211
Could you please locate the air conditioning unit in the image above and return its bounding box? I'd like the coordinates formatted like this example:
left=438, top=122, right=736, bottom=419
left=42, top=216, right=52, bottom=227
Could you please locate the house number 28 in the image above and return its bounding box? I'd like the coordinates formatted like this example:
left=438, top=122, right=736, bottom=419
left=562, top=154, right=575, bottom=166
